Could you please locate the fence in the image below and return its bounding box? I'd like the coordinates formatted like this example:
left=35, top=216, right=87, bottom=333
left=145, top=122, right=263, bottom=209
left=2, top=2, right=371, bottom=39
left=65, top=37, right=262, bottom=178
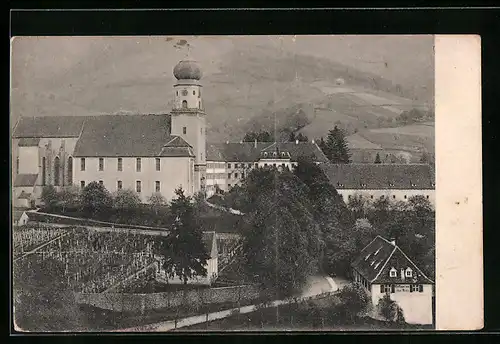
left=75, top=284, right=262, bottom=313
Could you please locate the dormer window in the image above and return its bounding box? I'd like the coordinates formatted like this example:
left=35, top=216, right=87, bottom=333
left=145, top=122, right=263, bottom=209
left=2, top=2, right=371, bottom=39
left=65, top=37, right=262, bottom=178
left=364, top=253, right=371, bottom=261
left=273, top=152, right=277, bottom=157
left=405, top=268, right=413, bottom=277
left=389, top=268, right=397, bottom=277
left=389, top=182, right=395, bottom=187
left=361, top=183, right=367, bottom=188
left=374, top=247, right=381, bottom=255
left=263, top=152, right=268, bottom=158
left=281, top=152, right=286, bottom=157
left=374, top=262, right=381, bottom=269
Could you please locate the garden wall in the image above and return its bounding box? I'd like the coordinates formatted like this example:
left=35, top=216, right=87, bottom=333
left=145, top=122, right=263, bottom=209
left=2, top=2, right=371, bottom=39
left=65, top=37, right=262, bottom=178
left=75, top=284, right=262, bottom=313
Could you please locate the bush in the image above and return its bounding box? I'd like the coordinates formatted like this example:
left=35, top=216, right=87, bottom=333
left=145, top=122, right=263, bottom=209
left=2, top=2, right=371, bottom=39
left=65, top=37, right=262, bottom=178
left=41, top=185, right=59, bottom=208
left=336, top=283, right=370, bottom=323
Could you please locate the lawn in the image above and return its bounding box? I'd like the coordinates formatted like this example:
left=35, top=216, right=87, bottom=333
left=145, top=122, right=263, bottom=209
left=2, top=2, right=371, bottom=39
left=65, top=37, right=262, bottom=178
left=176, top=294, right=433, bottom=332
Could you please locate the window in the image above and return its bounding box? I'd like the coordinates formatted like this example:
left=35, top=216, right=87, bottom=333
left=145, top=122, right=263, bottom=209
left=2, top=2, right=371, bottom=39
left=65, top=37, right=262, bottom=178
left=201, top=153, right=203, bottom=160
left=264, top=163, right=268, bottom=167
left=182, top=100, right=188, bottom=108
left=228, top=183, right=231, bottom=188
left=81, top=158, right=86, bottom=171
left=234, top=173, right=238, bottom=179
left=155, top=181, right=161, bottom=193
left=156, top=158, right=161, bottom=171
left=410, top=285, right=421, bottom=292
left=99, top=158, right=104, bottom=171
left=380, top=195, right=385, bottom=199
left=228, top=163, right=232, bottom=169
left=199, top=101, right=201, bottom=109
left=117, top=180, right=123, bottom=190
left=54, top=157, right=60, bottom=186
left=67, top=157, right=73, bottom=185
left=348, top=195, right=352, bottom=200
left=405, top=268, right=413, bottom=277
left=16, top=157, right=19, bottom=174
left=117, top=158, right=122, bottom=171
left=176, top=91, right=178, bottom=96
left=193, top=90, right=196, bottom=95
left=404, top=195, right=407, bottom=199
left=136, top=158, right=141, bottom=172
left=99, top=180, right=103, bottom=186
left=273, top=163, right=276, bottom=167
left=42, top=157, right=46, bottom=185
left=80, top=181, right=85, bottom=189
left=136, top=180, right=142, bottom=193
left=426, top=195, right=430, bottom=199
left=393, top=195, right=396, bottom=199
left=255, top=163, right=258, bottom=168
left=227, top=173, right=231, bottom=179
left=183, top=127, right=187, bottom=134
left=198, top=88, right=201, bottom=98
left=370, top=195, right=374, bottom=199
left=389, top=268, right=397, bottom=277
left=200, top=127, right=203, bottom=135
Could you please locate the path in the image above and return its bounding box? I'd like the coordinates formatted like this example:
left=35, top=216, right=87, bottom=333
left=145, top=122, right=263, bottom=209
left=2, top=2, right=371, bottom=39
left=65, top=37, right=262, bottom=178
left=13, top=231, right=71, bottom=262
left=113, top=275, right=339, bottom=332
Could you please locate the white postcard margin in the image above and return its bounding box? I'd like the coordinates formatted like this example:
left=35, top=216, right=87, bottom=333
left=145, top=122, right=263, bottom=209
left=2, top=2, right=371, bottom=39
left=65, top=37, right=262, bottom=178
left=435, top=35, right=483, bottom=330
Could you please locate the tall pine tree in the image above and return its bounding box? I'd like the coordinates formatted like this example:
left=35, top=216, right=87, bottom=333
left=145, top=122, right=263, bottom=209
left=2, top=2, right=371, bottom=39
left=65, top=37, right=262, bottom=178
left=374, top=152, right=382, bottom=164
left=323, top=126, right=351, bottom=163
left=157, top=187, right=210, bottom=284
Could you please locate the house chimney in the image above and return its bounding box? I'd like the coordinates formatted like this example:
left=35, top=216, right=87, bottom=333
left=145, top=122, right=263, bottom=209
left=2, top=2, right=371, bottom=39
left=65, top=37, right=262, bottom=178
left=295, top=139, right=299, bottom=145
left=254, top=139, right=257, bottom=148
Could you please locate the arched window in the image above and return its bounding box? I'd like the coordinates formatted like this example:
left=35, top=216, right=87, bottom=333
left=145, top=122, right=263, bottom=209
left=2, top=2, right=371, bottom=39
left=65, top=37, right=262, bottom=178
left=42, top=157, right=46, bottom=185
left=182, top=100, right=188, bottom=108
left=16, top=157, right=19, bottom=174
left=199, top=101, right=201, bottom=109
left=67, top=157, right=73, bottom=185
left=193, top=90, right=196, bottom=95
left=54, top=157, right=60, bottom=186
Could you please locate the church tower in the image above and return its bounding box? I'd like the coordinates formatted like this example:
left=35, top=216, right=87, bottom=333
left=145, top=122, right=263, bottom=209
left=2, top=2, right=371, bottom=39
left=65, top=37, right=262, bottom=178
left=170, top=59, right=206, bottom=194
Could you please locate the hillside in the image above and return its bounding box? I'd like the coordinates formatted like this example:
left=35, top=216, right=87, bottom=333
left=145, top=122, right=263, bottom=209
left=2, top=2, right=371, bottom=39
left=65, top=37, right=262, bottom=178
left=11, top=36, right=434, bottom=149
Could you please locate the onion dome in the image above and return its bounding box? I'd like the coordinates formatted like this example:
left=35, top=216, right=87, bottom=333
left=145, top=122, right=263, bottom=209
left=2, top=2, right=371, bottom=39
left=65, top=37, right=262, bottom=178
left=173, top=59, right=202, bottom=80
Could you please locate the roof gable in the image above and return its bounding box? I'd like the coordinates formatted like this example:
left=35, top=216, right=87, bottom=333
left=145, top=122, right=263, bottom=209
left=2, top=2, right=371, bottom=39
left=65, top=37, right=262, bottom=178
left=321, top=163, right=434, bottom=189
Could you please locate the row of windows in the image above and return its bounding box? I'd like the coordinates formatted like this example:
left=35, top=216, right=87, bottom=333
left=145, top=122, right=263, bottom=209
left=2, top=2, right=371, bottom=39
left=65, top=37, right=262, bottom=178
left=345, top=194, right=430, bottom=200
left=337, top=182, right=432, bottom=188
left=261, top=151, right=290, bottom=158
left=176, top=89, right=201, bottom=98
left=227, top=162, right=255, bottom=169
left=206, top=173, right=227, bottom=179
left=40, top=156, right=73, bottom=187
left=206, top=162, right=226, bottom=169
left=80, top=158, right=161, bottom=172
left=80, top=180, right=161, bottom=193
left=380, top=284, right=424, bottom=293
left=389, top=267, right=413, bottom=278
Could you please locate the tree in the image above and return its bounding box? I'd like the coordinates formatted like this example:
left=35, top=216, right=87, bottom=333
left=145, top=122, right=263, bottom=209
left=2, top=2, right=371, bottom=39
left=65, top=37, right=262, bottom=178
left=113, top=189, right=141, bottom=211
left=323, top=126, right=351, bottom=163
left=374, top=153, right=382, bottom=164
left=288, top=131, right=296, bottom=142
left=156, top=187, right=210, bottom=284
left=148, top=192, right=167, bottom=215
left=296, top=132, right=309, bottom=142
left=347, top=194, right=367, bottom=219
left=377, top=294, right=405, bottom=324
left=41, top=185, right=58, bottom=208
left=243, top=130, right=274, bottom=143
left=242, top=169, right=322, bottom=297
left=336, top=283, right=370, bottom=323
left=420, top=151, right=431, bottom=164
left=80, top=181, right=113, bottom=216
left=57, top=185, right=80, bottom=212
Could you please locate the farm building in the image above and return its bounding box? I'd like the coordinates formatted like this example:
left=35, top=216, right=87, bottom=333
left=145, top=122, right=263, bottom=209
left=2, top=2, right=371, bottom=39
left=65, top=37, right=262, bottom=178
left=12, top=210, right=30, bottom=226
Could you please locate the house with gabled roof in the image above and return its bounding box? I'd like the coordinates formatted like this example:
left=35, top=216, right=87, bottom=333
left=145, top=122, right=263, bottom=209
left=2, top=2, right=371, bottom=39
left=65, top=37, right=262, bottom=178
left=351, top=235, right=434, bottom=325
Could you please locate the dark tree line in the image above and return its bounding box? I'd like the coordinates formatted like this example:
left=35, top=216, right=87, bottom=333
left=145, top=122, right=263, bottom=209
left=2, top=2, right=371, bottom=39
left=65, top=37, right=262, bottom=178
left=317, top=126, right=351, bottom=163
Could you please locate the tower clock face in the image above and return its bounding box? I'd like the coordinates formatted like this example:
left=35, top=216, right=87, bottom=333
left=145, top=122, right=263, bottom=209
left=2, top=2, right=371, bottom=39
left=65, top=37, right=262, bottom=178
left=182, top=90, right=188, bottom=96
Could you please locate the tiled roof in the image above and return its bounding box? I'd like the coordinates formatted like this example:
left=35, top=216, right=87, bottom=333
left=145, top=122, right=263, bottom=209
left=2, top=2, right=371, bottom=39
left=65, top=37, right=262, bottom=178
left=352, top=236, right=434, bottom=284
left=13, top=174, right=38, bottom=187
left=18, top=138, right=41, bottom=147
left=321, top=163, right=434, bottom=190
left=206, top=142, right=328, bottom=163
left=73, top=114, right=193, bottom=158
left=13, top=116, right=90, bottom=138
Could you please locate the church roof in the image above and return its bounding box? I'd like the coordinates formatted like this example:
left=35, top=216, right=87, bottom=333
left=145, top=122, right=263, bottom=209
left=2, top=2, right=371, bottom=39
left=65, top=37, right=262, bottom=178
left=13, top=116, right=90, bottom=138
left=321, top=163, right=434, bottom=190
left=13, top=174, right=38, bottom=187
left=352, top=235, right=434, bottom=284
left=206, top=142, right=328, bottom=163
left=73, top=114, right=193, bottom=158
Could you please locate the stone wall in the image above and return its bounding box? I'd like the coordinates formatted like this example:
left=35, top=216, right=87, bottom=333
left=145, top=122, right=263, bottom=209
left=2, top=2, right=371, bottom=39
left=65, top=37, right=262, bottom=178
left=75, top=284, right=262, bottom=313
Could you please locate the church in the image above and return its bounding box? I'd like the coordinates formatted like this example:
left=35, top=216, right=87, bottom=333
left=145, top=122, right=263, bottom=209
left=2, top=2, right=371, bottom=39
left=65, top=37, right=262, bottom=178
left=12, top=59, right=207, bottom=207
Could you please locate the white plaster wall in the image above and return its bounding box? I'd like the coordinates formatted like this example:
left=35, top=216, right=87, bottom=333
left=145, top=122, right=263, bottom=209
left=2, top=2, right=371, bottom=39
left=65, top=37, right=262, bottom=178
left=337, top=189, right=435, bottom=206
left=73, top=156, right=194, bottom=202
left=371, top=284, right=434, bottom=325
left=17, top=147, right=39, bottom=174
